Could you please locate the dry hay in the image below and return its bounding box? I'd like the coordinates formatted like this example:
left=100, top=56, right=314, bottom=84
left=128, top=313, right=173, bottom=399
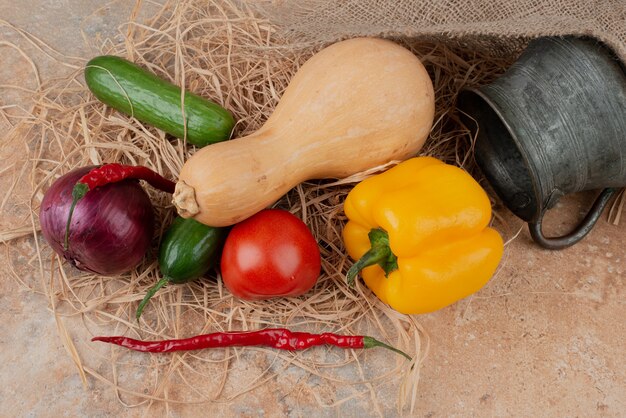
left=0, top=0, right=542, bottom=413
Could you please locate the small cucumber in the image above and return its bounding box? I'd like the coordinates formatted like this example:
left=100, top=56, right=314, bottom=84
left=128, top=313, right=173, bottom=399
left=159, top=217, right=226, bottom=284
left=136, top=217, right=227, bottom=319
left=85, top=55, right=235, bottom=147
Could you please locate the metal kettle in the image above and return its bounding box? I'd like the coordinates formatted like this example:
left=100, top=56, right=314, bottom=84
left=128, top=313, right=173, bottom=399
left=458, top=36, right=626, bottom=249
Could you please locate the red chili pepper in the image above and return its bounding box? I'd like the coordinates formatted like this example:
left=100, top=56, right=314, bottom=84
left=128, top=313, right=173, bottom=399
left=65, top=163, right=176, bottom=250
left=92, top=328, right=411, bottom=360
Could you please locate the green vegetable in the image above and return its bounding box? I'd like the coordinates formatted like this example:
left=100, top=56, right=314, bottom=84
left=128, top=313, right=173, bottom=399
left=85, top=55, right=235, bottom=147
left=136, top=217, right=227, bottom=319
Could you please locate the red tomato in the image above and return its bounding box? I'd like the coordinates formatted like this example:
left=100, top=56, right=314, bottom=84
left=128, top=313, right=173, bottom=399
left=220, top=209, right=321, bottom=300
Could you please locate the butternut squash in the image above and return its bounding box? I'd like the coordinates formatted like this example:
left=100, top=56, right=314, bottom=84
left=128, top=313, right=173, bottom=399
left=173, top=37, right=435, bottom=226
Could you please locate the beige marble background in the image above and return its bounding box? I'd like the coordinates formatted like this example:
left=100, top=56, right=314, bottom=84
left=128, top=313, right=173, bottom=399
left=0, top=0, right=624, bottom=416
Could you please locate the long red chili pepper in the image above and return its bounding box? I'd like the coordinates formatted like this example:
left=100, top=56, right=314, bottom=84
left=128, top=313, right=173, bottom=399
left=92, top=328, right=411, bottom=360
left=65, top=163, right=176, bottom=250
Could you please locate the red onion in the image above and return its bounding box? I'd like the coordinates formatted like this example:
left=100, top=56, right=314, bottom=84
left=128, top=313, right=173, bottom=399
left=40, top=166, right=155, bottom=275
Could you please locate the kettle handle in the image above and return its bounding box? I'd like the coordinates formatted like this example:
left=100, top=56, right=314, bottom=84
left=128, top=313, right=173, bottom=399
left=529, top=188, right=616, bottom=250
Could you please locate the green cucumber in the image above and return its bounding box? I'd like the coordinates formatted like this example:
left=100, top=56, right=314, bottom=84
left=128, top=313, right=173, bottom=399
left=159, top=217, right=226, bottom=284
left=85, top=55, right=235, bottom=147
left=136, top=217, right=227, bottom=319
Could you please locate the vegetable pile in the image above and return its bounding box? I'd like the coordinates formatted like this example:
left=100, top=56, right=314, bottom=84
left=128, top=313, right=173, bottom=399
left=40, top=37, right=503, bottom=360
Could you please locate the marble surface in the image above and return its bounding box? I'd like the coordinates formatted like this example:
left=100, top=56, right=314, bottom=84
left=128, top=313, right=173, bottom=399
left=0, top=1, right=624, bottom=416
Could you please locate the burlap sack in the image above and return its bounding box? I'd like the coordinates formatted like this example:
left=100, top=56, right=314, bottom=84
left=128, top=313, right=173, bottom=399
left=255, top=0, right=626, bottom=62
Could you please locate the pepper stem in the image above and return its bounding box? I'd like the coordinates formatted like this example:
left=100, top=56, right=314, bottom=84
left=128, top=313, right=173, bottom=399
left=363, top=336, right=412, bottom=361
left=346, top=228, right=398, bottom=286
left=64, top=182, right=89, bottom=251
left=136, top=276, right=170, bottom=320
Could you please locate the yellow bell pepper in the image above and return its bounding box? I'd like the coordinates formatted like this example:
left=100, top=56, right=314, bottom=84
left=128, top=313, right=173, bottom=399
left=343, top=156, right=504, bottom=314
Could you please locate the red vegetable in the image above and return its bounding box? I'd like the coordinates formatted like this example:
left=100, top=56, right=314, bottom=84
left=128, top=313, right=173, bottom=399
left=92, top=328, right=411, bottom=359
left=40, top=166, right=155, bottom=275
left=220, top=209, right=321, bottom=300
left=65, top=163, right=175, bottom=249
